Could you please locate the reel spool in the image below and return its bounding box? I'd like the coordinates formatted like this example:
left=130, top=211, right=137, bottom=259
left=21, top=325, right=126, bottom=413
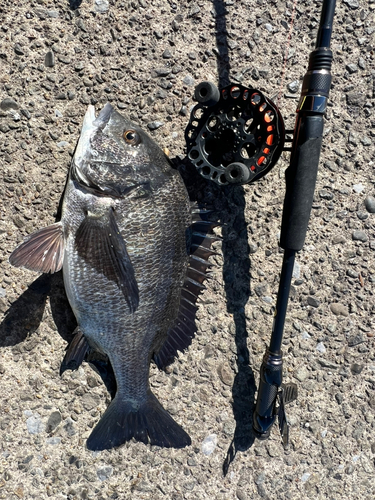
left=186, top=82, right=285, bottom=186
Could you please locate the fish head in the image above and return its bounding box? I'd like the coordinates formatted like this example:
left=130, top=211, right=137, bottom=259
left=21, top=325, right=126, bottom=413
left=72, top=103, right=170, bottom=197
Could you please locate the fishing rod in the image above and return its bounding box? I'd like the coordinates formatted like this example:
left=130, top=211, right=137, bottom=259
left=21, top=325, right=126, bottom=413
left=252, top=0, right=336, bottom=444
left=186, top=0, right=336, bottom=446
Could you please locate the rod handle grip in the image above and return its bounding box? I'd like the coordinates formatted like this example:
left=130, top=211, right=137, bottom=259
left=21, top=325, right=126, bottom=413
left=280, top=114, right=324, bottom=251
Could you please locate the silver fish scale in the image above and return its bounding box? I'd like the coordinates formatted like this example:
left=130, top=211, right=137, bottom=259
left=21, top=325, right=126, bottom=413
left=62, top=171, right=191, bottom=402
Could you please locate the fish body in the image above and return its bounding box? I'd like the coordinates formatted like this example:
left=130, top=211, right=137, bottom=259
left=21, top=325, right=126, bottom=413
left=9, top=104, right=215, bottom=450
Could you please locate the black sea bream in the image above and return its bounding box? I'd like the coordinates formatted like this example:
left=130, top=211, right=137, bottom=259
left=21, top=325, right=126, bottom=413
left=10, top=104, right=216, bottom=451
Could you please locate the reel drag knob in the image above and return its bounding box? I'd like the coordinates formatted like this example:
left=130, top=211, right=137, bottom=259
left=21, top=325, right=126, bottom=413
left=225, top=162, right=251, bottom=184
left=194, top=82, right=220, bottom=107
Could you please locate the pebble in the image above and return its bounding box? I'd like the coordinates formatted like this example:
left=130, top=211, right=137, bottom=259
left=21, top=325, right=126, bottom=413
left=346, top=92, right=362, bottom=106
left=292, top=260, right=300, bottom=279
left=335, top=393, right=343, bottom=404
left=217, top=362, right=234, bottom=386
left=332, top=235, right=346, bottom=245
left=153, top=67, right=172, bottom=77
left=44, top=51, right=55, bottom=67
left=46, top=437, right=61, bottom=445
left=14, top=43, right=25, bottom=55
left=348, top=332, right=366, bottom=347
left=56, top=141, right=70, bottom=148
left=330, top=303, right=349, bottom=316
left=352, top=230, right=367, bottom=242
left=183, top=75, right=195, bottom=86
left=95, top=0, right=109, bottom=13
left=343, top=0, right=359, bottom=8
left=81, top=393, right=101, bottom=411
left=201, top=434, right=217, bottom=456
left=301, top=472, right=311, bottom=483
left=266, top=442, right=280, bottom=457
left=147, top=121, right=164, bottom=131
left=346, top=63, right=358, bottom=74
left=10, top=110, right=20, bottom=121
left=162, top=49, right=173, bottom=59
left=26, top=414, right=45, bottom=434
left=353, top=183, right=364, bottom=193
left=227, top=40, right=238, bottom=50
left=236, top=489, right=249, bottom=500
left=316, top=342, right=326, bottom=353
left=97, top=466, right=113, bottom=481
left=46, top=411, right=62, bottom=433
left=361, top=136, right=372, bottom=146
left=189, top=3, right=200, bottom=16
left=47, top=10, right=59, bottom=18
left=287, top=80, right=300, bottom=93
left=64, top=417, right=77, bottom=436
left=58, top=55, right=71, bottom=64
left=350, top=363, right=364, bottom=375
left=1, top=98, right=19, bottom=111
left=294, top=366, right=309, bottom=382
left=0, top=287, right=6, bottom=298
left=364, top=196, right=375, bottom=213
left=0, top=124, right=10, bottom=133
left=318, top=359, right=338, bottom=369
left=307, top=296, right=320, bottom=308
left=357, top=211, right=368, bottom=220
left=319, top=189, right=334, bottom=200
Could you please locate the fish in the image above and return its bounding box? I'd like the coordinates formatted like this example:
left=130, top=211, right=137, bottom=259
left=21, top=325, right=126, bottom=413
left=9, top=103, right=217, bottom=451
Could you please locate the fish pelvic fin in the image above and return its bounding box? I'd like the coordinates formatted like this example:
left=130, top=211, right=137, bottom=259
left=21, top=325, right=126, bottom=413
left=60, top=327, right=89, bottom=376
left=86, top=391, right=191, bottom=451
left=75, top=208, right=139, bottom=313
left=9, top=222, right=65, bottom=274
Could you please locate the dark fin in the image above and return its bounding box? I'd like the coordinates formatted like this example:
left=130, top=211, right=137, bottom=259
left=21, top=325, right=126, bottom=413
left=86, top=391, right=191, bottom=451
left=87, top=354, right=117, bottom=400
left=75, top=208, right=139, bottom=313
left=154, top=211, right=220, bottom=370
left=9, top=222, right=64, bottom=274
left=60, top=327, right=89, bottom=375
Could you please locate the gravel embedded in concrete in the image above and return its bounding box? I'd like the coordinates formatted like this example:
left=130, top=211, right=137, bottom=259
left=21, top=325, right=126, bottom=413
left=0, top=1, right=374, bottom=499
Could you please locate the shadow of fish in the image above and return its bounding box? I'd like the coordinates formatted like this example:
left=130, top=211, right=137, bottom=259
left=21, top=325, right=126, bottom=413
left=9, top=103, right=217, bottom=451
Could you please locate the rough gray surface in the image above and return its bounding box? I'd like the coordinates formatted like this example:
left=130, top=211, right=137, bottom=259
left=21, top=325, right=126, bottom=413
left=0, top=1, right=375, bottom=499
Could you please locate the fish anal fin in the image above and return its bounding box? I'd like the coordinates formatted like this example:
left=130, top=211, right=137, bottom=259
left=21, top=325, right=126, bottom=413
left=9, top=222, right=64, bottom=274
left=75, top=208, right=139, bottom=313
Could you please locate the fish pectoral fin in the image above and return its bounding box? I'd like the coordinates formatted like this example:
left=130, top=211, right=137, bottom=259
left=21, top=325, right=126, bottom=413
left=9, top=222, right=65, bottom=274
left=60, top=327, right=89, bottom=375
left=75, top=208, right=139, bottom=313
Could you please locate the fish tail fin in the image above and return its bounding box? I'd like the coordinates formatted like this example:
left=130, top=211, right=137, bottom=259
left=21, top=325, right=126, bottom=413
left=86, top=391, right=191, bottom=451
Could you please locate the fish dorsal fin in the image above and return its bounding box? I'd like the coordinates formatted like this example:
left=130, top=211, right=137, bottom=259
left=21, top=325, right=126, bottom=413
left=154, top=209, right=220, bottom=370
left=75, top=208, right=139, bottom=313
left=9, top=222, right=65, bottom=274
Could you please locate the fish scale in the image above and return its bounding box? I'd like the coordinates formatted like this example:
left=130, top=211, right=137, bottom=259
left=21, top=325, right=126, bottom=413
left=63, top=174, right=189, bottom=399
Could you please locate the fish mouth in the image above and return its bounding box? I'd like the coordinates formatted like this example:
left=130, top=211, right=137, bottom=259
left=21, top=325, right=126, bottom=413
left=73, top=103, right=114, bottom=166
left=71, top=103, right=116, bottom=193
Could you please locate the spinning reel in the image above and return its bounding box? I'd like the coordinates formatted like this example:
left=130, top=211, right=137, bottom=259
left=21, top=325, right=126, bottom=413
left=186, top=82, right=286, bottom=186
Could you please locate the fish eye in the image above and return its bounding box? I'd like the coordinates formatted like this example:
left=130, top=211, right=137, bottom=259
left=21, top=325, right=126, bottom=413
left=123, top=129, right=139, bottom=145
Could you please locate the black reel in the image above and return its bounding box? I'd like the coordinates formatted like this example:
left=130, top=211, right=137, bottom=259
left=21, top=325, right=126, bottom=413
left=186, top=82, right=285, bottom=186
